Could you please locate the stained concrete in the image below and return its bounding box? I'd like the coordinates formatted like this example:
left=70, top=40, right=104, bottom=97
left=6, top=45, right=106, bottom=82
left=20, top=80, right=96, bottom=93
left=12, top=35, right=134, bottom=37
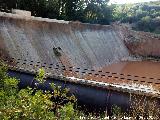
left=0, top=12, right=130, bottom=70
left=0, top=11, right=160, bottom=93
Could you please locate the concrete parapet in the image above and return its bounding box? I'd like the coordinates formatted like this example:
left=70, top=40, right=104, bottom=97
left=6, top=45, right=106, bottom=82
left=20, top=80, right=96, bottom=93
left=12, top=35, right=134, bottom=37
left=12, top=9, right=31, bottom=17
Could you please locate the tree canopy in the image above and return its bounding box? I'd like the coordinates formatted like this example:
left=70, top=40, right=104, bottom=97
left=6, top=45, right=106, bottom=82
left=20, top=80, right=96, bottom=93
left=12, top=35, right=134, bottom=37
left=111, top=1, right=160, bottom=34
left=0, top=0, right=111, bottom=24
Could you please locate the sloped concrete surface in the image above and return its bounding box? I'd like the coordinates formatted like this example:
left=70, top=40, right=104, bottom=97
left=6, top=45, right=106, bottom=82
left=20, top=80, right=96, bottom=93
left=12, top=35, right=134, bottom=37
left=0, top=12, right=130, bottom=70
left=0, top=11, right=160, bottom=97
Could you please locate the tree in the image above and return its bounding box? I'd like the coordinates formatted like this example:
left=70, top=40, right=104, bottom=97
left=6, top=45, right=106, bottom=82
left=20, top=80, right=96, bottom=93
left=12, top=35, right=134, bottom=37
left=0, top=0, right=112, bottom=24
left=0, top=0, right=17, bottom=12
left=111, top=1, right=160, bottom=34
left=83, top=0, right=111, bottom=24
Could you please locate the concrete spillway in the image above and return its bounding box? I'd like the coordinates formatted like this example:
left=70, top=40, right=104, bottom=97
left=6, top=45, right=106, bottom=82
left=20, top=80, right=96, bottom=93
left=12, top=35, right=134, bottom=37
left=0, top=11, right=130, bottom=70
left=0, top=10, right=160, bottom=113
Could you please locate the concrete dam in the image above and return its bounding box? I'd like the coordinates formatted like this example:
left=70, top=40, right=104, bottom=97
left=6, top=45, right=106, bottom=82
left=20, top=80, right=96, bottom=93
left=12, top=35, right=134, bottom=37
left=0, top=10, right=160, bottom=112
left=0, top=11, right=131, bottom=69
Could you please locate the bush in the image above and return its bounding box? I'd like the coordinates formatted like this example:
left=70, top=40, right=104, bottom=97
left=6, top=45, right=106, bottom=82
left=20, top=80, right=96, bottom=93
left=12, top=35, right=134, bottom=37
left=0, top=62, right=80, bottom=120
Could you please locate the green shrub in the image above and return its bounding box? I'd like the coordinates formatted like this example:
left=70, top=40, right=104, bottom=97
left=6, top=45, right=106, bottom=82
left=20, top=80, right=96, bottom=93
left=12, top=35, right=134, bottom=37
left=0, top=63, right=79, bottom=120
left=35, top=68, right=46, bottom=83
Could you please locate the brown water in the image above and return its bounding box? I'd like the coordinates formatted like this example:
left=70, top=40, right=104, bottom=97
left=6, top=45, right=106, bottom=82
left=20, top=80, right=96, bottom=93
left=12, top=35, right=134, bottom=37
left=77, top=61, right=160, bottom=90
left=101, top=61, right=160, bottom=78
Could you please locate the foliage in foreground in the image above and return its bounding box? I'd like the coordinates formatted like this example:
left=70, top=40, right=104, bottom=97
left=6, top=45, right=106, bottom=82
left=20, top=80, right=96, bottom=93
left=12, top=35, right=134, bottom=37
left=0, top=62, right=81, bottom=120
left=0, top=61, right=160, bottom=120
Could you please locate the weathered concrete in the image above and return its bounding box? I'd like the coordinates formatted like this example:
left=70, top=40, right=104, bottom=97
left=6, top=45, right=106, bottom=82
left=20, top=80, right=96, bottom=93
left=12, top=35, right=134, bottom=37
left=0, top=11, right=160, bottom=93
left=12, top=9, right=31, bottom=17
left=0, top=12, right=130, bottom=70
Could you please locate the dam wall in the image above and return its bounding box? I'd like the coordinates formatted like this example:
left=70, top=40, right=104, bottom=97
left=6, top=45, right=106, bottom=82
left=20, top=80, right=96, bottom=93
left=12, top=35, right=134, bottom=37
left=1, top=10, right=160, bottom=71
left=0, top=11, right=130, bottom=70
left=0, top=11, right=160, bottom=107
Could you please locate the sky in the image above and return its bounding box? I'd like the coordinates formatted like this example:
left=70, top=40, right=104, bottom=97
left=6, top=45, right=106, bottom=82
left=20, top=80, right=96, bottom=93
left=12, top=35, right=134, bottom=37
left=108, top=0, right=159, bottom=4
